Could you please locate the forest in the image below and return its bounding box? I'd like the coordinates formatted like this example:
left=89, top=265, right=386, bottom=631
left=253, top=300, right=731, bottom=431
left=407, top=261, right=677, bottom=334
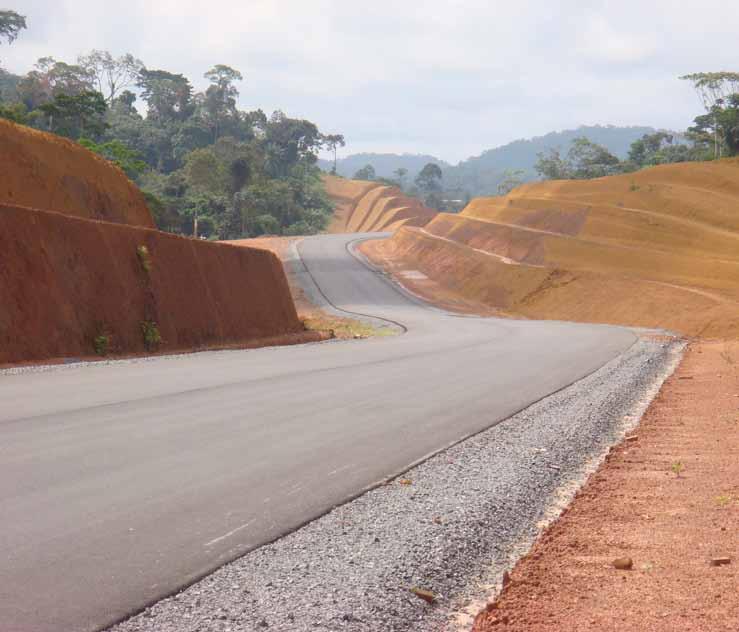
left=0, top=10, right=345, bottom=238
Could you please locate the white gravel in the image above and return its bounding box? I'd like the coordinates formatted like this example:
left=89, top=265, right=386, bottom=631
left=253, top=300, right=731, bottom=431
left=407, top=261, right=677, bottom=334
left=110, top=336, right=683, bottom=632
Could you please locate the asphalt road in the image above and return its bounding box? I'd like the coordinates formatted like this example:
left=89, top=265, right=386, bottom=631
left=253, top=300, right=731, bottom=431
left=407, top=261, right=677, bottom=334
left=0, top=233, right=636, bottom=632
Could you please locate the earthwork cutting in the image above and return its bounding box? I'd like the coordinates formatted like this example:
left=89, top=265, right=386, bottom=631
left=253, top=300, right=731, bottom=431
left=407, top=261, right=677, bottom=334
left=2, top=8, right=738, bottom=632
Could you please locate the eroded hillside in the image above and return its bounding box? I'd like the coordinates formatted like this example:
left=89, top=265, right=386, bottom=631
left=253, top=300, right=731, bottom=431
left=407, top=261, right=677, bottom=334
left=323, top=175, right=437, bottom=233
left=361, top=159, right=739, bottom=338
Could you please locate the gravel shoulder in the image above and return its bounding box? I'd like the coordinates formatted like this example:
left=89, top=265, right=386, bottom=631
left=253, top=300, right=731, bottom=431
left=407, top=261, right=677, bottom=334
left=471, top=339, right=739, bottom=632
left=111, top=336, right=682, bottom=632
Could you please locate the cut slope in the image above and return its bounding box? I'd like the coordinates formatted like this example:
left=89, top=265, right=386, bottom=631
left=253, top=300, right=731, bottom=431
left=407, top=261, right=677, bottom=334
left=323, top=175, right=436, bottom=233
left=361, top=159, right=739, bottom=338
left=0, top=204, right=307, bottom=365
left=0, top=119, right=154, bottom=228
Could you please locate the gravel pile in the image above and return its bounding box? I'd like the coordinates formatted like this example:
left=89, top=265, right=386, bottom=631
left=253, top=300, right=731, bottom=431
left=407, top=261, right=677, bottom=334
left=111, top=337, right=682, bottom=632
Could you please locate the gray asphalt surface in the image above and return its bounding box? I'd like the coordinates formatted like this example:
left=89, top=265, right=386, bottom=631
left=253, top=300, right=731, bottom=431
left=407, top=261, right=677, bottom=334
left=0, top=233, right=636, bottom=632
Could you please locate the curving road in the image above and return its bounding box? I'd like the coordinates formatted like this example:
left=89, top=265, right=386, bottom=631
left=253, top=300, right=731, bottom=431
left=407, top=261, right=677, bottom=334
left=0, top=234, right=636, bottom=632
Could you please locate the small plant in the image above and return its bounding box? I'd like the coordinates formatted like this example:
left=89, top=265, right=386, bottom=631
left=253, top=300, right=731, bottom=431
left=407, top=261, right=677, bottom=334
left=670, top=461, right=685, bottom=478
left=136, top=245, right=152, bottom=273
left=93, top=334, right=110, bottom=356
left=141, top=320, right=162, bottom=351
left=629, top=182, right=640, bottom=192
left=715, top=494, right=733, bottom=507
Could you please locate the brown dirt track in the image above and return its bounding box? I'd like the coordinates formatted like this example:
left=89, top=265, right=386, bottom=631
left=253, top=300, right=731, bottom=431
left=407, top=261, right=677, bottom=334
left=471, top=340, right=739, bottom=632
left=323, top=175, right=437, bottom=233
left=0, top=204, right=310, bottom=365
left=361, top=159, right=739, bottom=339
left=1, top=119, right=154, bottom=228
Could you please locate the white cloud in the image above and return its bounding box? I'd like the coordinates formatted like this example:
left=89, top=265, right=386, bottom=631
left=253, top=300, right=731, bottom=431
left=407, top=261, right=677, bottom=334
left=2, top=0, right=738, bottom=161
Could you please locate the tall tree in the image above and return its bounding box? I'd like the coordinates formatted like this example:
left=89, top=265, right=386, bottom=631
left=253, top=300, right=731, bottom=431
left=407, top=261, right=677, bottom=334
left=77, top=50, right=143, bottom=103
left=353, top=164, right=376, bottom=180
left=0, top=9, right=25, bottom=46
left=497, top=169, right=525, bottom=195
left=137, top=69, right=194, bottom=122
left=393, top=167, right=408, bottom=189
left=38, top=90, right=107, bottom=139
left=322, top=133, right=345, bottom=174
left=202, top=64, right=242, bottom=141
left=415, top=163, right=443, bottom=209
left=17, top=57, right=94, bottom=109
left=681, top=72, right=739, bottom=158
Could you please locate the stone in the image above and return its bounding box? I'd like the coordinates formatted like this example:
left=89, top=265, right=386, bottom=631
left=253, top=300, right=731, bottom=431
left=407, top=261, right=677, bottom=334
left=410, top=588, right=436, bottom=604
left=710, top=557, right=731, bottom=566
left=613, top=557, right=634, bottom=570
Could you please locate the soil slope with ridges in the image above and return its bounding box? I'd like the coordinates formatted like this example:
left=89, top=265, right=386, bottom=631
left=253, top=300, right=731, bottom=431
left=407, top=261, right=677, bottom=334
left=323, top=175, right=436, bottom=233
left=361, top=159, right=739, bottom=338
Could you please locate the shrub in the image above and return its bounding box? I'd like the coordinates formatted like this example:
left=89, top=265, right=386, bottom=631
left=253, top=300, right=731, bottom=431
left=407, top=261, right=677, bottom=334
left=141, top=320, right=162, bottom=351
left=93, top=334, right=110, bottom=356
left=136, top=245, right=152, bottom=273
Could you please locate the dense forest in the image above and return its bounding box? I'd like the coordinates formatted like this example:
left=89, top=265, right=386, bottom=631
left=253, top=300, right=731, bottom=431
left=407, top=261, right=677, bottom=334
left=0, top=10, right=345, bottom=238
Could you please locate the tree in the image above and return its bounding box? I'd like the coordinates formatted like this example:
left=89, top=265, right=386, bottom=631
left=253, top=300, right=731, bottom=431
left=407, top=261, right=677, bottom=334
left=0, top=9, right=25, bottom=46
left=322, top=133, right=345, bottom=174
left=567, top=137, right=621, bottom=179
left=353, top=164, right=376, bottom=180
left=415, top=162, right=442, bottom=191
left=202, top=64, right=243, bottom=141
left=137, top=69, right=194, bottom=122
left=262, top=110, right=323, bottom=177
left=535, top=139, right=621, bottom=180
left=38, top=90, right=107, bottom=139
left=78, top=138, right=148, bottom=179
left=78, top=50, right=143, bottom=103
left=16, top=57, right=95, bottom=110
left=182, top=147, right=227, bottom=196
left=681, top=72, right=739, bottom=158
left=393, top=167, right=408, bottom=189
left=534, top=148, right=569, bottom=179
left=497, top=169, right=525, bottom=195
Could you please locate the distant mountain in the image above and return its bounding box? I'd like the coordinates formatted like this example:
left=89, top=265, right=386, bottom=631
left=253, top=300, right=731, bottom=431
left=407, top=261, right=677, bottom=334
left=322, top=125, right=658, bottom=197
left=318, top=153, right=449, bottom=181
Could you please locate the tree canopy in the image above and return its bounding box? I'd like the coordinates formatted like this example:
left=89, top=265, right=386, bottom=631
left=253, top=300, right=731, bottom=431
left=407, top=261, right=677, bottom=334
left=0, top=34, right=343, bottom=239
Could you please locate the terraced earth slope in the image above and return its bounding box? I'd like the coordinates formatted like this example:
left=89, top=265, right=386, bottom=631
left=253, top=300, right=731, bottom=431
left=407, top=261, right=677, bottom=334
left=323, top=175, right=437, bottom=233
left=361, top=159, right=739, bottom=338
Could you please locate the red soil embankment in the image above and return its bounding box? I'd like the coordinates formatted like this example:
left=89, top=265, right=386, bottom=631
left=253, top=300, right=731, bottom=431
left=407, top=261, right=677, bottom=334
left=0, top=119, right=154, bottom=228
left=361, top=159, right=739, bottom=338
left=0, top=204, right=309, bottom=365
left=323, top=175, right=436, bottom=233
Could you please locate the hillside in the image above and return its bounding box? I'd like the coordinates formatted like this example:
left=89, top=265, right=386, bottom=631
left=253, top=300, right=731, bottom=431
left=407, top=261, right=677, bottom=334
left=322, top=125, right=656, bottom=196
left=323, top=175, right=437, bottom=233
left=0, top=121, right=313, bottom=364
left=360, top=159, right=739, bottom=338
left=0, top=119, right=155, bottom=228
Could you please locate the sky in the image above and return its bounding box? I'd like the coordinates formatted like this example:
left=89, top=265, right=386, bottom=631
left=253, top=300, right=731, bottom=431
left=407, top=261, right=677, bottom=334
left=2, top=1, right=738, bottom=163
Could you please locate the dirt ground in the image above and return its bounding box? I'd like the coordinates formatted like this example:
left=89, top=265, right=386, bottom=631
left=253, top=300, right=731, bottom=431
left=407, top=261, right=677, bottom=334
left=471, top=340, right=739, bottom=632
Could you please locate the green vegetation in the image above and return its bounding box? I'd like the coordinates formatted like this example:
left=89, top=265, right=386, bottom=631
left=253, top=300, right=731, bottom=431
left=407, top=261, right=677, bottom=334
left=533, top=74, right=739, bottom=182
left=93, top=334, right=110, bottom=356
left=670, top=461, right=685, bottom=478
left=0, top=15, right=341, bottom=239
left=136, top=245, right=152, bottom=273
left=140, top=321, right=162, bottom=351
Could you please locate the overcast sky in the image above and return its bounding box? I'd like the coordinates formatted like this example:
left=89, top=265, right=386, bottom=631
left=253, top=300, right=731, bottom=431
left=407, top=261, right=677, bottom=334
left=3, top=1, right=737, bottom=162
